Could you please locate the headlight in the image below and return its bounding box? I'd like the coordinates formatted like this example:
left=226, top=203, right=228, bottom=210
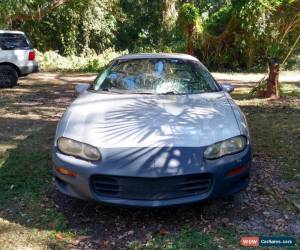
left=57, top=137, right=101, bottom=161
left=204, top=136, right=247, bottom=160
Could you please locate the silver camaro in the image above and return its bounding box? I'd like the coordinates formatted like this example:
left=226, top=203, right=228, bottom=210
left=52, top=53, right=252, bottom=207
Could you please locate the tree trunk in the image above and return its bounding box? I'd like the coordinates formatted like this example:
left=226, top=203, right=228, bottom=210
left=266, top=58, right=280, bottom=99
left=187, top=24, right=194, bottom=55
left=162, top=0, right=177, bottom=32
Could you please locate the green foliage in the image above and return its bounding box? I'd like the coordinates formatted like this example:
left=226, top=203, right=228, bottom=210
left=177, top=3, right=202, bottom=53
left=1, top=0, right=118, bottom=56
left=204, top=5, right=232, bottom=36
left=192, top=0, right=229, bottom=15
left=178, top=3, right=199, bottom=32
left=0, top=0, right=299, bottom=71
left=199, top=0, right=300, bottom=70
left=116, top=0, right=168, bottom=52
left=37, top=49, right=128, bottom=72
left=286, top=52, right=300, bottom=70
left=0, top=0, right=50, bottom=24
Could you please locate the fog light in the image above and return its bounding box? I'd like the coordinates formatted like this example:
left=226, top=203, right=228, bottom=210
left=55, top=167, right=77, bottom=177
left=227, top=165, right=247, bottom=177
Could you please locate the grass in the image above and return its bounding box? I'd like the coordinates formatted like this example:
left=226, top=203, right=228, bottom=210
left=281, top=83, right=300, bottom=97
left=131, top=227, right=220, bottom=250
left=232, top=82, right=300, bottom=181
left=0, top=126, right=74, bottom=250
left=0, top=76, right=299, bottom=249
left=132, top=227, right=300, bottom=250
left=0, top=76, right=79, bottom=249
left=247, top=107, right=300, bottom=179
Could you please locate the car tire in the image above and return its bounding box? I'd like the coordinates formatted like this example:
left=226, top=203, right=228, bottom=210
left=0, top=65, right=18, bottom=88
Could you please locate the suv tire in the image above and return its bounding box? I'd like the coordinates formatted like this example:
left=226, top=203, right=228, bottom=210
left=0, top=65, right=18, bottom=88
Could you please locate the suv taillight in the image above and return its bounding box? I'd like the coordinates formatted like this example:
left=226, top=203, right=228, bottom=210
left=28, top=51, right=35, bottom=61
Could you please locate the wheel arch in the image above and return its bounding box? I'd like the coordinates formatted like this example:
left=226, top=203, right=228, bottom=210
left=0, top=62, right=21, bottom=76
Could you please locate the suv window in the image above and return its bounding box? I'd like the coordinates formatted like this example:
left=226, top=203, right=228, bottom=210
left=0, top=33, right=31, bottom=50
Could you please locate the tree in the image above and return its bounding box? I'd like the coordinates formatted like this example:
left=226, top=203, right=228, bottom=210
left=249, top=0, right=300, bottom=98
left=0, top=0, right=69, bottom=27
left=197, top=0, right=300, bottom=98
left=162, top=0, right=178, bottom=32
left=116, top=0, right=165, bottom=52
left=0, top=0, right=118, bottom=55
left=0, top=0, right=299, bottom=72
left=265, top=0, right=300, bottom=98
left=178, top=3, right=199, bottom=55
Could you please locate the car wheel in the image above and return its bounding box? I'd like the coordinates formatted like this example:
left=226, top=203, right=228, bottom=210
left=0, top=65, right=18, bottom=88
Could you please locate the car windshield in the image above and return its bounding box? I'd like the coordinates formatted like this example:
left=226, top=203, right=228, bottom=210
left=93, top=58, right=220, bottom=94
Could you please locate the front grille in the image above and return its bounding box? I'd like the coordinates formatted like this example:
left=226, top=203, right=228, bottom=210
left=90, top=174, right=212, bottom=200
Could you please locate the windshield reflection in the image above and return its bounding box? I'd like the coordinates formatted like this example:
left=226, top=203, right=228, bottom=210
left=94, top=58, right=219, bottom=94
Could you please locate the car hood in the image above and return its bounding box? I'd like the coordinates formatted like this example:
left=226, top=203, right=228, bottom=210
left=58, top=91, right=241, bottom=148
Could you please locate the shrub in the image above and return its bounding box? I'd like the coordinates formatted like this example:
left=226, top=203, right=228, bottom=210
left=285, top=53, right=300, bottom=71
left=36, top=48, right=128, bottom=72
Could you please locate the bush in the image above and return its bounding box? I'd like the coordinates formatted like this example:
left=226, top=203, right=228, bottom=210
left=204, top=6, right=233, bottom=36
left=36, top=48, right=128, bottom=72
left=285, top=53, right=300, bottom=71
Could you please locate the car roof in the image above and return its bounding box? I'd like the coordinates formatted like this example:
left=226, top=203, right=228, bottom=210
left=115, top=53, right=199, bottom=62
left=0, top=30, right=25, bottom=35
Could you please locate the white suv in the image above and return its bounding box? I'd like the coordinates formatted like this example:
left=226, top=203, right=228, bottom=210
left=0, top=30, right=38, bottom=88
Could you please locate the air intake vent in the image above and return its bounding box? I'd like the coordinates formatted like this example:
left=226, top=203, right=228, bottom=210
left=91, top=174, right=212, bottom=200
left=91, top=176, right=120, bottom=196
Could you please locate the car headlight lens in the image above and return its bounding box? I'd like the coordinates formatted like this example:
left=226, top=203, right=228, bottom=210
left=57, top=137, right=101, bottom=161
left=204, top=136, right=247, bottom=160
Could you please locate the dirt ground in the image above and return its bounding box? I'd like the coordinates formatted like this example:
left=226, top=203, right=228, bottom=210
left=0, top=72, right=299, bottom=249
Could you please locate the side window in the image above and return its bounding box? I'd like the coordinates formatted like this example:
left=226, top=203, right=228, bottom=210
left=0, top=34, right=31, bottom=50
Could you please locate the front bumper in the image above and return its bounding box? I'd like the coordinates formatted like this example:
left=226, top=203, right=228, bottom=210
left=52, top=145, right=252, bottom=207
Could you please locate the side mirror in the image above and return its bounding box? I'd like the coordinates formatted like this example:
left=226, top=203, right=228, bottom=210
left=222, top=83, right=234, bottom=93
left=75, top=83, right=90, bottom=94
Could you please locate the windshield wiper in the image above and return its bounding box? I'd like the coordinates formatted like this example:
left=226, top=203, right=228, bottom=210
left=158, top=91, right=183, bottom=95
left=131, top=91, right=154, bottom=95
left=99, top=88, right=110, bottom=91
left=98, top=87, right=124, bottom=94
left=98, top=88, right=154, bottom=94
